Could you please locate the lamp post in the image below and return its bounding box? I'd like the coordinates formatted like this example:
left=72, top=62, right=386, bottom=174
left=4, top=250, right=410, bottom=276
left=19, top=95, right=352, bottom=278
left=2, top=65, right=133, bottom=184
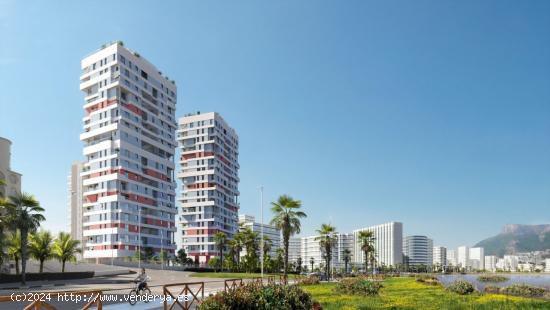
left=259, top=186, right=264, bottom=278
left=138, top=207, right=141, bottom=269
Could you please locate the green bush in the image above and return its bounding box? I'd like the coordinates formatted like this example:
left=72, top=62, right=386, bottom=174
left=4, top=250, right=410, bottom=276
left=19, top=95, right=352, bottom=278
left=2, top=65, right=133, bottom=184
left=299, top=275, right=320, bottom=285
left=198, top=283, right=316, bottom=310
left=415, top=274, right=440, bottom=285
left=447, top=280, right=475, bottom=295
left=477, top=274, right=508, bottom=283
left=501, top=284, right=546, bottom=298
left=334, top=277, right=383, bottom=296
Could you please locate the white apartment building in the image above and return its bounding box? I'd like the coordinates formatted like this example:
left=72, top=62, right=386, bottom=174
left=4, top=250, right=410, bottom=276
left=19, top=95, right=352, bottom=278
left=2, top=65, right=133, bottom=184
left=178, top=112, right=239, bottom=264
left=545, top=258, right=550, bottom=273
left=353, top=222, right=403, bottom=267
left=288, top=237, right=301, bottom=265
left=238, top=214, right=280, bottom=257
left=485, top=255, right=498, bottom=272
left=80, top=42, right=178, bottom=261
left=469, top=247, right=485, bottom=271
left=403, top=235, right=433, bottom=267
left=446, top=249, right=457, bottom=267
left=0, top=137, right=21, bottom=197
left=433, top=246, right=447, bottom=267
left=68, top=162, right=84, bottom=260
left=301, top=233, right=353, bottom=270
left=457, top=246, right=470, bottom=269
left=503, top=255, right=519, bottom=271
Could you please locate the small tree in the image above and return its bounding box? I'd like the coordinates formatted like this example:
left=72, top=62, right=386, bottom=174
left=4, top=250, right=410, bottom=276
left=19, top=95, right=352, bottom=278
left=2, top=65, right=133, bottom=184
left=29, top=230, right=53, bottom=273
left=52, top=232, right=81, bottom=272
left=315, top=223, right=337, bottom=279
left=357, top=230, right=375, bottom=274
left=296, top=257, right=303, bottom=274
left=176, top=248, right=189, bottom=266
left=143, top=247, right=154, bottom=262
left=310, top=257, right=315, bottom=272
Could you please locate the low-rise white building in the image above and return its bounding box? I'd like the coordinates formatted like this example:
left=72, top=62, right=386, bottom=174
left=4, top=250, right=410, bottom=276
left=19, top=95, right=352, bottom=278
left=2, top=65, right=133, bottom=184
left=457, top=246, right=470, bottom=269
left=484, top=255, right=498, bottom=272
left=433, top=246, right=447, bottom=267
left=446, top=249, right=457, bottom=267
left=238, top=214, right=280, bottom=257
left=288, top=237, right=301, bottom=265
left=353, top=222, right=403, bottom=267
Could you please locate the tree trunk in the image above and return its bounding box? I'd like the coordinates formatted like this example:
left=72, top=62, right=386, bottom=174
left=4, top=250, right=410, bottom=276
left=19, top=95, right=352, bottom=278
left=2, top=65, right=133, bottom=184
left=283, top=230, right=290, bottom=276
left=20, top=229, right=28, bottom=285
left=15, top=257, right=20, bottom=275
left=219, top=248, right=223, bottom=272
left=62, top=260, right=66, bottom=273
left=364, top=251, right=368, bottom=275
left=39, top=259, right=44, bottom=273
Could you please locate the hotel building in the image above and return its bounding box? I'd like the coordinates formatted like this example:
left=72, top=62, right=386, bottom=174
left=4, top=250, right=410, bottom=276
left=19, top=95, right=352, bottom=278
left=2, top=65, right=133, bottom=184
left=353, top=222, right=403, bottom=267
left=79, top=42, right=178, bottom=261
left=177, top=112, right=240, bottom=264
left=403, top=235, right=433, bottom=267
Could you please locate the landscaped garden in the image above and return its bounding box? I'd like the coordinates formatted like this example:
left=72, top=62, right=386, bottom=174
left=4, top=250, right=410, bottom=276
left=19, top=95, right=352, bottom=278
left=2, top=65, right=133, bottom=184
left=301, top=277, right=550, bottom=310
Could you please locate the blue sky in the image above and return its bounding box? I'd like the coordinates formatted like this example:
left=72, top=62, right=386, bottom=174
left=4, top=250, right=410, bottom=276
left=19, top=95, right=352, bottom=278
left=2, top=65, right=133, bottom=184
left=0, top=0, right=549, bottom=249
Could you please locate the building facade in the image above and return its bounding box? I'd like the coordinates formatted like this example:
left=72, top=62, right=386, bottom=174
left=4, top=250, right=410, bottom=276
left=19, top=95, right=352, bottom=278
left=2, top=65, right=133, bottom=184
left=238, top=214, right=280, bottom=257
left=353, top=222, right=403, bottom=267
left=288, top=237, right=302, bottom=265
left=485, top=255, right=498, bottom=272
left=0, top=137, right=21, bottom=197
left=446, top=249, right=457, bottom=267
left=469, top=247, right=485, bottom=271
left=433, top=246, right=447, bottom=267
left=457, top=246, right=470, bottom=269
left=68, top=161, right=84, bottom=259
left=178, top=112, right=239, bottom=263
left=80, top=42, right=177, bottom=261
left=403, top=235, right=433, bottom=267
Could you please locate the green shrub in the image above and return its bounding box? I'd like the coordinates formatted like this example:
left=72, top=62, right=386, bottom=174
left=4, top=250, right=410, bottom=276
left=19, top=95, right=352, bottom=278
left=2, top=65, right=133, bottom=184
left=415, top=274, right=439, bottom=285
left=501, top=284, right=546, bottom=298
left=447, top=280, right=475, bottom=295
left=198, top=283, right=316, bottom=310
left=299, top=275, right=320, bottom=285
left=477, top=274, right=508, bottom=282
left=334, top=277, right=383, bottom=296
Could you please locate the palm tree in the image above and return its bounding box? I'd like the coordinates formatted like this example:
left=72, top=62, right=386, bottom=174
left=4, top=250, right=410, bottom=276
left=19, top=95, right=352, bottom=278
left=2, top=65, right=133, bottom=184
left=310, top=257, right=315, bottom=272
left=357, top=230, right=375, bottom=275
left=7, top=231, right=21, bottom=274
left=232, top=232, right=244, bottom=271
left=241, top=227, right=259, bottom=272
left=6, top=193, right=45, bottom=284
left=315, top=223, right=337, bottom=279
left=261, top=235, right=272, bottom=260
left=270, top=195, right=306, bottom=276
left=227, top=239, right=238, bottom=272
left=213, top=231, right=227, bottom=272
left=343, top=249, right=352, bottom=274
left=29, top=230, right=53, bottom=273
left=52, top=232, right=81, bottom=272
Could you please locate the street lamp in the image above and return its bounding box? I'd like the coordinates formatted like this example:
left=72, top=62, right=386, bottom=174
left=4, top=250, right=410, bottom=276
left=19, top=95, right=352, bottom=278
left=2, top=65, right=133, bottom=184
left=138, top=207, right=141, bottom=269
left=259, top=186, right=264, bottom=278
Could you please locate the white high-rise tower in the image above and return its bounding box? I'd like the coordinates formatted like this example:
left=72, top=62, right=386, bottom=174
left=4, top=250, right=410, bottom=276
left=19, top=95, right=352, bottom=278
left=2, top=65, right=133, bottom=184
left=177, top=112, right=239, bottom=264
left=79, top=41, right=177, bottom=262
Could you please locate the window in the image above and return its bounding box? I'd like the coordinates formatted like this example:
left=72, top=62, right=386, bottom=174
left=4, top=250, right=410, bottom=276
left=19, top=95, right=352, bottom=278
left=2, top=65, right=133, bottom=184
left=141, top=70, right=148, bottom=80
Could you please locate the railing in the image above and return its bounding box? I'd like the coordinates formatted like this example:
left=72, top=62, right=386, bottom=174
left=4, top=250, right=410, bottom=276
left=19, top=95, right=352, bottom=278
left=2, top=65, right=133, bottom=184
left=223, top=278, right=243, bottom=292
left=163, top=282, right=204, bottom=310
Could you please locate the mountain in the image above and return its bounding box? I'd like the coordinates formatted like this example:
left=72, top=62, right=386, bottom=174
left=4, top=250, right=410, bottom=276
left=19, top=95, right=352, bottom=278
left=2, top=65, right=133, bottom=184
left=474, top=224, right=550, bottom=256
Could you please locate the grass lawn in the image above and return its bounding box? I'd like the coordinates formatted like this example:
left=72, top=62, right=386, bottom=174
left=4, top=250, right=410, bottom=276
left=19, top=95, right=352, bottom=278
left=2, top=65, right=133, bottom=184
left=190, top=272, right=299, bottom=279
left=302, top=277, right=550, bottom=310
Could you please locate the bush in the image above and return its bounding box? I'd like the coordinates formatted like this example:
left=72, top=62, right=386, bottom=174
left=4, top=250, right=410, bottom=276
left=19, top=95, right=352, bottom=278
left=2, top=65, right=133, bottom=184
left=484, top=285, right=501, bottom=294
left=415, top=274, right=439, bottom=285
left=334, top=277, right=383, bottom=296
left=447, top=280, right=475, bottom=295
left=501, top=284, right=546, bottom=298
left=198, top=283, right=316, bottom=310
left=299, top=275, right=320, bottom=285
left=477, top=274, right=508, bottom=283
